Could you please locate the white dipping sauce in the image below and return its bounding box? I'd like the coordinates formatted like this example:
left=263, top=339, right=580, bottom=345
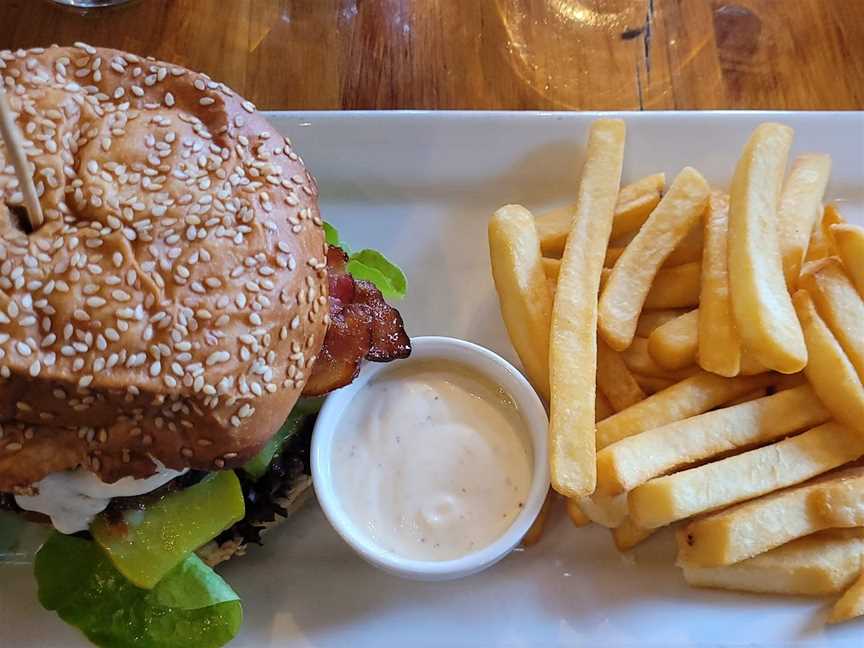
left=332, top=360, right=532, bottom=561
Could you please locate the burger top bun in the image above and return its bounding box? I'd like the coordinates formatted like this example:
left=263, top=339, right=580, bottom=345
left=0, top=44, right=327, bottom=492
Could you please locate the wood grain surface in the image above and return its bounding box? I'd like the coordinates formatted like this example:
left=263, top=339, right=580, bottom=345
left=2, top=0, right=862, bottom=110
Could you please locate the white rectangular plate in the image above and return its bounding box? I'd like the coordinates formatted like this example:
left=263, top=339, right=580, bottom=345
left=2, top=111, right=863, bottom=647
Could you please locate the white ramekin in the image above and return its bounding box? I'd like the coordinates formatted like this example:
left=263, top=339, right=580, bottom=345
left=311, top=335, right=550, bottom=581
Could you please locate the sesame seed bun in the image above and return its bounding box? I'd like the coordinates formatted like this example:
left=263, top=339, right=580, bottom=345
left=0, top=44, right=327, bottom=492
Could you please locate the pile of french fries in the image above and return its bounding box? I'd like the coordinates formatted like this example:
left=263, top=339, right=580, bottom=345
left=489, top=119, right=864, bottom=624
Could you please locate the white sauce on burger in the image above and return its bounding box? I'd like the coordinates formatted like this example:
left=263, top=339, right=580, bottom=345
left=15, top=462, right=187, bottom=534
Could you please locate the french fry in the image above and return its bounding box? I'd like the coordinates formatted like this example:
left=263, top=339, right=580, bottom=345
left=597, top=385, right=830, bottom=496
left=635, top=309, right=689, bottom=337
left=831, top=223, right=864, bottom=297
left=777, top=154, right=832, bottom=288
left=522, top=489, right=554, bottom=547
left=621, top=338, right=699, bottom=381
left=725, top=387, right=769, bottom=407
left=664, top=226, right=704, bottom=267
left=542, top=257, right=560, bottom=281
left=805, top=204, right=846, bottom=263
left=739, top=353, right=768, bottom=376
left=596, top=391, right=614, bottom=422
left=596, top=371, right=774, bottom=449
left=793, top=290, right=864, bottom=435
left=728, top=123, right=807, bottom=373
left=809, top=475, right=864, bottom=528
left=644, top=261, right=701, bottom=309
left=599, top=167, right=710, bottom=351
left=772, top=371, right=808, bottom=392
left=647, top=309, right=699, bottom=370
left=611, top=517, right=656, bottom=552
left=632, top=373, right=675, bottom=394
left=830, top=569, right=864, bottom=624
left=698, top=191, right=742, bottom=377
left=676, top=467, right=864, bottom=567
left=628, top=421, right=864, bottom=529
left=537, top=173, right=664, bottom=256
left=681, top=530, right=864, bottom=596
left=576, top=492, right=628, bottom=529
left=556, top=265, right=699, bottom=310
left=549, top=119, right=626, bottom=497
left=597, top=339, right=646, bottom=411
left=566, top=498, right=592, bottom=527
left=489, top=205, right=554, bottom=400
left=606, top=239, right=702, bottom=268
left=799, top=257, right=864, bottom=381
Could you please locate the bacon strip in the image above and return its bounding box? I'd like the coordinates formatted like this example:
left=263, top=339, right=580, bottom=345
left=302, top=246, right=411, bottom=396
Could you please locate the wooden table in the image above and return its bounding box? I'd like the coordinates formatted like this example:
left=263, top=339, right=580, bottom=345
left=2, top=0, right=862, bottom=110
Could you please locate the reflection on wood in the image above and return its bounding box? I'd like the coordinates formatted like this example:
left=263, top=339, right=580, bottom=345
left=1, top=0, right=861, bottom=109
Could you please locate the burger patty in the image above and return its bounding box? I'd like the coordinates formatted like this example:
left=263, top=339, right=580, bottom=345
left=0, top=413, right=315, bottom=544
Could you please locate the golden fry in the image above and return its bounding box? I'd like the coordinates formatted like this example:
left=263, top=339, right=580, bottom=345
left=537, top=173, right=664, bottom=256
left=647, top=309, right=699, bottom=371
left=489, top=205, right=554, bottom=400
left=549, top=119, right=626, bottom=497
left=611, top=517, right=656, bottom=552
left=829, top=569, right=864, bottom=624
left=728, top=123, right=806, bottom=373
left=576, top=492, right=628, bottom=529
left=596, top=371, right=774, bottom=449
left=793, top=290, right=864, bottom=435
left=629, top=422, right=864, bottom=529
left=522, top=489, right=554, bottom=547
left=676, top=467, right=864, bottom=567
left=681, top=530, right=864, bottom=596
left=644, top=262, right=702, bottom=309
left=805, top=204, right=846, bottom=264
left=831, top=223, right=864, bottom=298
left=632, top=373, right=675, bottom=395
left=777, top=154, right=832, bottom=288
left=566, top=498, right=592, bottom=527
left=597, top=339, right=646, bottom=411
left=799, top=257, right=864, bottom=381
left=599, top=167, right=710, bottom=350
left=597, top=385, right=830, bottom=496
left=698, top=191, right=742, bottom=376
left=621, top=338, right=699, bottom=381
left=809, top=475, right=864, bottom=528
left=635, top=309, right=689, bottom=337
left=596, top=390, right=615, bottom=422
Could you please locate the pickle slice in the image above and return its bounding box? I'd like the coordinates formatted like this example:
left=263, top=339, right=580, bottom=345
left=91, top=470, right=244, bottom=589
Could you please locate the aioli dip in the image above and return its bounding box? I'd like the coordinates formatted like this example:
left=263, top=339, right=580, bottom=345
left=332, top=360, right=532, bottom=561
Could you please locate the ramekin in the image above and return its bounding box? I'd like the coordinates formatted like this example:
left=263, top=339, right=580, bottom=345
left=311, top=335, right=550, bottom=581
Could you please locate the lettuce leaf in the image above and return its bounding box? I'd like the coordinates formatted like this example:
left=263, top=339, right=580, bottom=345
left=323, top=221, right=342, bottom=249
left=324, top=221, right=407, bottom=299
left=347, top=250, right=408, bottom=301
left=241, top=397, right=323, bottom=480
left=35, top=533, right=242, bottom=648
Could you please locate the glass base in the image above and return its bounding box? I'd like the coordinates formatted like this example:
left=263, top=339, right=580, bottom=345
left=47, top=0, right=133, bottom=7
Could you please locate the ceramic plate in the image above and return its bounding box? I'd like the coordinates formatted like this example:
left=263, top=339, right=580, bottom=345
left=2, top=111, right=863, bottom=647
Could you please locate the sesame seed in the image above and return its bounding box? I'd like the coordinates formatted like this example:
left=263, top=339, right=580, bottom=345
left=206, top=350, right=231, bottom=366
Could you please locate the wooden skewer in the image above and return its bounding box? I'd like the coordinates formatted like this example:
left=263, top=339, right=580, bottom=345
left=0, top=83, right=43, bottom=230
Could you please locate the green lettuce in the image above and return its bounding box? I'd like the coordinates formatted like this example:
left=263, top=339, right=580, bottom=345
left=35, top=533, right=242, bottom=648
left=324, top=221, right=407, bottom=299
left=241, top=397, right=323, bottom=480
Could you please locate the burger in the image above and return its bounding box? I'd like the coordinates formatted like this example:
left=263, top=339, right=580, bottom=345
left=0, top=44, right=409, bottom=647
